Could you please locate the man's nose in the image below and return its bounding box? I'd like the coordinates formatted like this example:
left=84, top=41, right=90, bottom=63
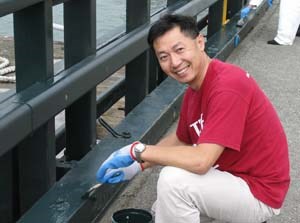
left=170, top=54, right=181, bottom=68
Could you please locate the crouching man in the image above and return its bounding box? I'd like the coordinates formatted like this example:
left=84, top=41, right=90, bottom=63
left=96, top=14, right=290, bottom=223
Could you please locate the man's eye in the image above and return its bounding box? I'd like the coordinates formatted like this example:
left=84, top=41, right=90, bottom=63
left=159, top=55, right=168, bottom=61
left=177, top=47, right=184, bottom=53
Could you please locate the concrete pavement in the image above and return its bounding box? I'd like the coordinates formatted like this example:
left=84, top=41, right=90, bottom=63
left=97, top=1, right=300, bottom=222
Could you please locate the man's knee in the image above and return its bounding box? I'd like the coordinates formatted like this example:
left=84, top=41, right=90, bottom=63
left=157, top=166, right=191, bottom=194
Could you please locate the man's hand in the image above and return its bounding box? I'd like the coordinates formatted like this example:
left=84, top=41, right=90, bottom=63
left=96, top=142, right=140, bottom=183
left=97, top=162, right=142, bottom=183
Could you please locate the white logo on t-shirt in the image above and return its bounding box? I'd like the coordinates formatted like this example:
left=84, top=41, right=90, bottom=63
left=189, top=113, right=204, bottom=137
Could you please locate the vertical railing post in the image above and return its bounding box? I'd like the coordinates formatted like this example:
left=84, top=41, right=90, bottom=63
left=0, top=152, right=16, bottom=222
left=207, top=0, right=224, bottom=38
left=125, top=0, right=151, bottom=114
left=64, top=0, right=97, bottom=161
left=13, top=0, right=56, bottom=217
left=148, top=51, right=164, bottom=93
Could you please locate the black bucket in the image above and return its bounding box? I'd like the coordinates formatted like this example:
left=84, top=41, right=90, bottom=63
left=112, top=208, right=153, bottom=223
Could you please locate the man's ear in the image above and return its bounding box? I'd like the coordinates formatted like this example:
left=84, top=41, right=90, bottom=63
left=196, top=34, right=205, bottom=51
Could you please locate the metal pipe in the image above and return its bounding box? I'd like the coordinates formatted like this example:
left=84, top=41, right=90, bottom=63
left=53, top=23, right=64, bottom=31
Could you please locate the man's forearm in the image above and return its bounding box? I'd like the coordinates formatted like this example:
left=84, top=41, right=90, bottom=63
left=140, top=143, right=224, bottom=174
left=141, top=131, right=187, bottom=169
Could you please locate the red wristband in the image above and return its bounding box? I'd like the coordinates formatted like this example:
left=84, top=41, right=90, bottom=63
left=130, top=141, right=140, bottom=160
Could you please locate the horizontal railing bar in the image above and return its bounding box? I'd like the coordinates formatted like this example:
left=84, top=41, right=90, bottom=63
left=0, top=0, right=215, bottom=156
left=175, top=0, right=217, bottom=16
left=52, top=0, right=71, bottom=6
left=0, top=0, right=42, bottom=17
left=0, top=0, right=74, bottom=17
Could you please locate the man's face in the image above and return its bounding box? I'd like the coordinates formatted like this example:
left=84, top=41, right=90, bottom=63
left=153, top=27, right=205, bottom=88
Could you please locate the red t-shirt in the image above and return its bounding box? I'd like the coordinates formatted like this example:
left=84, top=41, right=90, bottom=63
left=176, top=59, right=290, bottom=208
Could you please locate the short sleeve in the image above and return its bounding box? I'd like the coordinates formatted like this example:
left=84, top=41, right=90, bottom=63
left=198, top=91, right=250, bottom=151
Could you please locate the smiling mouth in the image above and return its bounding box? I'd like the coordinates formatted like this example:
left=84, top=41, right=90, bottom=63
left=175, top=65, right=190, bottom=76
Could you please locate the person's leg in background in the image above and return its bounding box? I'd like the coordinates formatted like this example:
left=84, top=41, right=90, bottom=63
left=152, top=166, right=277, bottom=223
left=269, top=0, right=300, bottom=45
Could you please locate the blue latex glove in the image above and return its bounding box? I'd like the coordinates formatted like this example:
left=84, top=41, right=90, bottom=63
left=268, top=0, right=273, bottom=7
left=98, top=161, right=142, bottom=183
left=96, top=142, right=138, bottom=183
left=240, top=6, right=251, bottom=19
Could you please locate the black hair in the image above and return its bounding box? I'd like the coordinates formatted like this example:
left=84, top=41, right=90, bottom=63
left=147, top=14, right=199, bottom=47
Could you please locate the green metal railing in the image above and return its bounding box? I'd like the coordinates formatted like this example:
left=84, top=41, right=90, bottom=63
left=0, top=0, right=270, bottom=222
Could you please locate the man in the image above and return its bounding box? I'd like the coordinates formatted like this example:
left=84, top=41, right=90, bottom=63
left=96, top=14, right=290, bottom=223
